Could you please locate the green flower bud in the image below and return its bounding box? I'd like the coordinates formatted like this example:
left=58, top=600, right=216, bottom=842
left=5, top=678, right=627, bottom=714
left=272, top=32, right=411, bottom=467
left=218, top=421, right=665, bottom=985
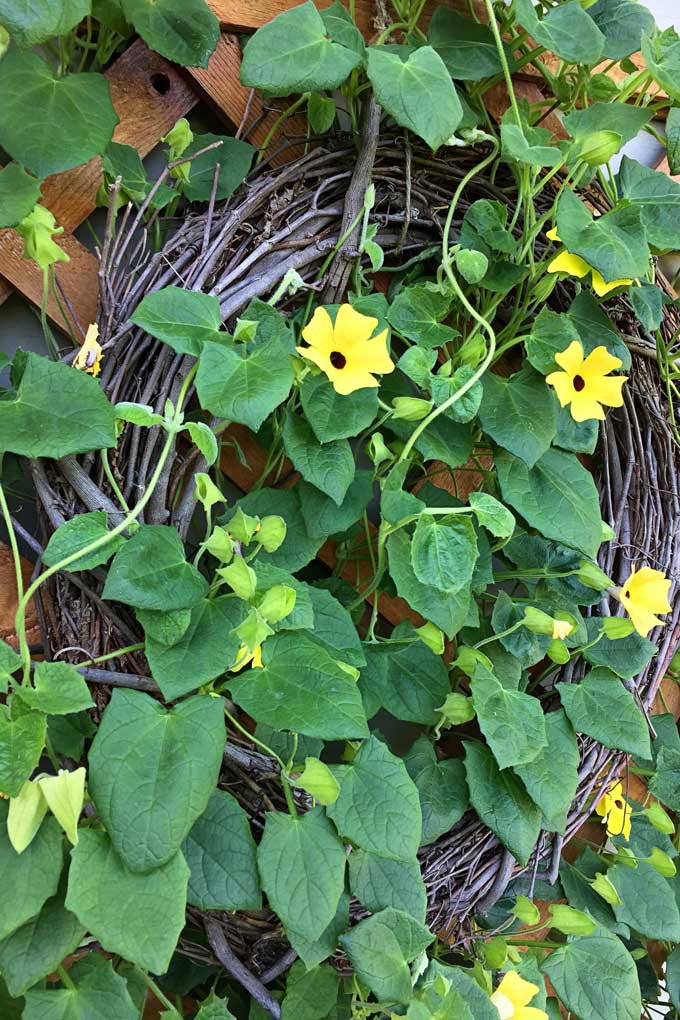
left=219, top=557, right=257, bottom=600
left=204, top=526, right=233, bottom=563
left=194, top=472, right=225, bottom=512
left=257, top=515, right=286, bottom=553
left=590, top=872, right=621, bottom=906
left=392, top=396, right=432, bottom=421
left=233, top=608, right=273, bottom=651
left=532, top=272, right=558, bottom=304
left=16, top=205, right=70, bottom=270
left=436, top=359, right=453, bottom=377
left=548, top=904, right=596, bottom=936
left=257, top=584, right=296, bottom=624
left=644, top=800, right=675, bottom=835
left=368, top=431, right=391, bottom=466
left=523, top=606, right=555, bottom=635
left=415, top=622, right=445, bottom=656
left=453, top=645, right=491, bottom=677
left=482, top=936, right=507, bottom=970
left=511, top=894, right=540, bottom=926
left=547, top=638, right=570, bottom=664
left=163, top=118, right=193, bottom=181
left=226, top=506, right=260, bottom=544
left=437, top=691, right=476, bottom=726
left=577, top=130, right=622, bottom=167
left=234, top=318, right=258, bottom=343
left=600, top=617, right=635, bottom=640
left=577, top=560, right=612, bottom=590
left=454, top=248, right=488, bottom=284
left=647, top=846, right=676, bottom=878
left=38, top=767, right=86, bottom=846
left=459, top=334, right=486, bottom=368
left=0, top=26, right=9, bottom=60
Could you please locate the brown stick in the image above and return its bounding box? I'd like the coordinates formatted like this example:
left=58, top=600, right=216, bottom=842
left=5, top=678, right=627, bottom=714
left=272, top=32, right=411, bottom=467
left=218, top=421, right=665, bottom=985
left=204, top=917, right=281, bottom=1019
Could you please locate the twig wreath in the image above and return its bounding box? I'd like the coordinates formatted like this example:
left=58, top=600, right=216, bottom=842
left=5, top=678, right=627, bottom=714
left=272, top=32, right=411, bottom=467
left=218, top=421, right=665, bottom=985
left=3, top=0, right=680, bottom=1018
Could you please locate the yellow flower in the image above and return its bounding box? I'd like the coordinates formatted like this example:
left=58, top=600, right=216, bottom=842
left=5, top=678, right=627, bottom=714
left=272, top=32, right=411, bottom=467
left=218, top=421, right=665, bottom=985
left=595, top=779, right=631, bottom=841
left=617, top=564, right=671, bottom=638
left=490, top=972, right=548, bottom=1020
left=546, top=340, right=626, bottom=422
left=296, top=304, right=394, bottom=395
left=552, top=619, right=574, bottom=640
left=546, top=228, right=632, bottom=297
left=232, top=644, right=263, bottom=671
left=73, top=323, right=103, bottom=377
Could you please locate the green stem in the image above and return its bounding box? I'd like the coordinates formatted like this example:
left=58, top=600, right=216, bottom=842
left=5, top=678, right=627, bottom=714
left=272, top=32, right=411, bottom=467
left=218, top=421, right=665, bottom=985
left=101, top=448, right=131, bottom=514
left=256, top=93, right=308, bottom=163
left=40, top=269, right=59, bottom=359
left=74, top=642, right=145, bottom=668
left=57, top=965, right=77, bottom=992
left=133, top=966, right=179, bottom=1016
left=48, top=265, right=76, bottom=346
left=0, top=484, right=30, bottom=674
left=474, top=619, right=525, bottom=649
left=223, top=705, right=297, bottom=815
left=484, top=0, right=521, bottom=128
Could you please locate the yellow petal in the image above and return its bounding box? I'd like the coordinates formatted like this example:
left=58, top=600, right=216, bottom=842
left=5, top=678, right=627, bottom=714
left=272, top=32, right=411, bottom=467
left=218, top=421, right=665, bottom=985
left=569, top=393, right=606, bottom=422
left=38, top=767, right=85, bottom=846
left=496, top=971, right=540, bottom=1010
left=490, top=991, right=515, bottom=1020
left=584, top=374, right=626, bottom=409
left=516, top=1007, right=549, bottom=1020
left=296, top=344, right=333, bottom=377
left=554, top=340, right=585, bottom=375
left=332, top=368, right=379, bottom=396
left=552, top=619, right=573, bottom=640
left=332, top=303, right=378, bottom=351
left=301, top=306, right=335, bottom=354
left=581, top=345, right=623, bottom=377
left=547, top=251, right=591, bottom=280
left=545, top=370, right=576, bottom=409
left=590, top=270, right=632, bottom=297
left=8, top=780, right=48, bottom=854
left=346, top=330, right=394, bottom=376
left=625, top=566, right=672, bottom=614
left=73, top=323, right=103, bottom=376
left=546, top=226, right=561, bottom=242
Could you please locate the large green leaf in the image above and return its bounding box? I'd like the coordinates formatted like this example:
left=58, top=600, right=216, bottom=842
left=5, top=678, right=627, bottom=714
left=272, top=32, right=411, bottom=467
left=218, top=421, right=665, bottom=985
left=257, top=807, right=346, bottom=943
left=387, top=529, right=471, bottom=639
left=103, top=525, right=208, bottom=611
left=88, top=689, right=225, bottom=873
left=0, top=0, right=89, bottom=47
left=464, top=741, right=541, bottom=865
left=0, top=708, right=45, bottom=798
left=145, top=596, right=243, bottom=700
left=428, top=7, right=504, bottom=80
left=182, top=789, right=261, bottom=911
left=495, top=447, right=602, bottom=558
left=241, top=0, right=360, bottom=96
left=300, top=374, right=378, bottom=442
left=514, top=709, right=580, bottom=834
left=0, top=805, right=63, bottom=941
left=557, top=667, right=651, bottom=758
left=617, top=155, right=680, bottom=251
left=642, top=27, right=680, bottom=103
left=404, top=735, right=469, bottom=845
left=515, top=0, right=604, bottom=64
left=0, top=51, right=117, bottom=177
left=307, top=586, right=365, bottom=668
left=14, top=661, right=93, bottom=716
left=120, top=0, right=219, bottom=67
left=582, top=620, right=656, bottom=678
left=588, top=0, right=654, bottom=59
left=479, top=367, right=557, bottom=467
left=287, top=892, right=350, bottom=970
left=229, top=632, right=368, bottom=741
left=0, top=164, right=41, bottom=229
left=327, top=735, right=422, bottom=860
left=471, top=664, right=547, bottom=770
left=542, top=929, right=641, bottom=1020
left=359, top=641, right=450, bottom=726
left=556, top=186, right=649, bottom=282
left=130, top=286, right=222, bottom=356
left=340, top=908, right=433, bottom=1004
left=0, top=353, right=116, bottom=459
left=282, top=411, right=355, bottom=506
left=43, top=512, right=125, bottom=572
left=367, top=46, right=463, bottom=150
left=410, top=514, right=478, bottom=594
left=299, top=471, right=373, bottom=540
left=564, top=104, right=652, bottom=150
left=23, top=953, right=138, bottom=1020
left=610, top=861, right=680, bottom=940
left=197, top=339, right=294, bottom=433
left=387, top=285, right=455, bottom=348
left=181, top=132, right=255, bottom=202
left=349, top=850, right=426, bottom=922
left=281, top=961, right=340, bottom=1020
left=66, top=830, right=189, bottom=974
left=0, top=884, right=85, bottom=998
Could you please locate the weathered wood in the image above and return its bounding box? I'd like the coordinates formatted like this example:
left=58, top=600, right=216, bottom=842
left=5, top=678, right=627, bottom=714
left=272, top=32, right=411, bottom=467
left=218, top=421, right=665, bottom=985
left=206, top=0, right=475, bottom=35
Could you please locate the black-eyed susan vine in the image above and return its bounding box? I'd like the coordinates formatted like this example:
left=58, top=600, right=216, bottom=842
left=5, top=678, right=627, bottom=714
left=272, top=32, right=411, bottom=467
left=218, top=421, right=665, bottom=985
left=1, top=0, right=680, bottom=1018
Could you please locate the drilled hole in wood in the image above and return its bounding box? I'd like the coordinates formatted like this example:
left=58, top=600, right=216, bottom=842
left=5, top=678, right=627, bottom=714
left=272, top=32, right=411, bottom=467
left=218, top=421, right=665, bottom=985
left=150, top=73, right=171, bottom=95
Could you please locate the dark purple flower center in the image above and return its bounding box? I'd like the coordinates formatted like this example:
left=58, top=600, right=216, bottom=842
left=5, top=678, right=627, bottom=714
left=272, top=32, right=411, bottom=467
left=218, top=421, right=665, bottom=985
left=573, top=374, right=585, bottom=392
left=330, top=351, right=347, bottom=369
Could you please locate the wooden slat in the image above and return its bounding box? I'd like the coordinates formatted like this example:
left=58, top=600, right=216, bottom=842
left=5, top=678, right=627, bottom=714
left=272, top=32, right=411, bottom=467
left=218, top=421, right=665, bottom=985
left=186, top=34, right=307, bottom=165
left=0, top=40, right=199, bottom=328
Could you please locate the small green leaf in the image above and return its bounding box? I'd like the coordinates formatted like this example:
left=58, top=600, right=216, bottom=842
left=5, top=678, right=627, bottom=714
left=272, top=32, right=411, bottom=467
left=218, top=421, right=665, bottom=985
left=556, top=185, right=649, bottom=283
left=0, top=709, right=45, bottom=798
left=479, top=367, right=557, bottom=468
left=282, top=411, right=355, bottom=506
left=360, top=641, right=450, bottom=726
left=411, top=514, right=478, bottom=594
left=387, top=529, right=471, bottom=639
left=588, top=0, right=655, bottom=59
left=0, top=640, right=22, bottom=693
left=557, top=667, right=651, bottom=759
left=340, top=908, right=433, bottom=1004
left=293, top=757, right=340, bottom=805
left=181, top=133, right=254, bottom=202
left=103, top=525, right=208, bottom=611
left=548, top=904, right=596, bottom=936
left=0, top=164, right=41, bottom=229
left=388, top=286, right=455, bottom=348
left=43, top=512, right=124, bottom=572
left=468, top=492, right=515, bottom=539
left=130, top=286, right=222, bottom=356
left=13, top=662, right=93, bottom=716
left=281, top=961, right=340, bottom=1020
left=119, top=0, right=219, bottom=67
left=197, top=339, right=294, bottom=433
left=307, top=93, right=337, bottom=134
left=617, top=154, right=680, bottom=251
left=428, top=7, right=504, bottom=80
left=184, top=422, right=219, bottom=466
left=349, top=850, right=426, bottom=922
left=649, top=745, right=680, bottom=811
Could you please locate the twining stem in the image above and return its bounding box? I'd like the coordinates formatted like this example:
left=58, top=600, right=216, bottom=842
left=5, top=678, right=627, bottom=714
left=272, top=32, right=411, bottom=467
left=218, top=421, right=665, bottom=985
left=101, top=448, right=131, bottom=514
left=133, top=966, right=179, bottom=1016
left=256, top=93, right=308, bottom=164
left=223, top=705, right=297, bottom=816
left=0, top=484, right=30, bottom=678
left=72, top=642, right=146, bottom=668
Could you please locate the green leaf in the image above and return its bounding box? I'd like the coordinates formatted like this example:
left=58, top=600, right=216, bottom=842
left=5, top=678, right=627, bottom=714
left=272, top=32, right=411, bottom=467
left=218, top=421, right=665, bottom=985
left=667, top=945, right=680, bottom=1011
left=0, top=51, right=117, bottom=177
left=182, top=789, right=261, bottom=911
left=103, top=525, right=208, bottom=611
left=515, top=0, right=604, bottom=64
left=609, top=861, right=680, bottom=940
left=470, top=664, right=547, bottom=770
left=629, top=281, right=664, bottom=332
left=411, top=514, right=478, bottom=593
left=479, top=367, right=557, bottom=468
left=649, top=745, right=680, bottom=811
left=0, top=0, right=89, bottom=47
left=145, top=596, right=243, bottom=700
left=464, top=741, right=541, bottom=865
left=0, top=352, right=116, bottom=459
left=195, top=993, right=236, bottom=1020
left=299, top=471, right=373, bottom=542
left=0, top=640, right=22, bottom=693
left=307, top=93, right=337, bottom=134
left=88, top=689, right=225, bottom=873
left=564, top=103, right=652, bottom=150
left=319, top=0, right=366, bottom=61
left=367, top=46, right=463, bottom=150
left=307, top=586, right=365, bottom=668
left=0, top=709, right=45, bottom=798
left=387, top=286, right=455, bottom=348
left=387, top=528, right=471, bottom=639
left=554, top=404, right=599, bottom=455
left=468, top=492, right=515, bottom=539
left=0, top=884, right=85, bottom=998
left=181, top=132, right=254, bottom=203
left=0, top=804, right=63, bottom=941
left=282, top=411, right=354, bottom=505
left=119, top=0, right=219, bottom=67
left=23, top=953, right=138, bottom=1020
left=197, top=339, right=293, bottom=433
left=404, top=736, right=469, bottom=845
left=588, top=0, right=654, bottom=59
left=428, top=7, right=504, bottom=80
left=642, top=27, right=680, bottom=103
left=281, top=961, right=340, bottom=1020
left=349, top=850, right=426, bottom=922
left=233, top=488, right=322, bottom=571
left=556, top=186, right=649, bottom=282
left=495, top=447, right=602, bottom=558
left=327, top=734, right=421, bottom=860
left=229, top=632, right=368, bottom=741
left=130, top=286, right=222, bottom=356
left=257, top=807, right=346, bottom=943
left=0, top=164, right=41, bottom=229
left=43, top=512, right=124, bottom=572
left=241, top=0, right=360, bottom=96
left=300, top=373, right=378, bottom=442
left=360, top=641, right=450, bottom=726
left=287, top=892, right=350, bottom=969
left=557, top=667, right=651, bottom=759
left=293, top=757, right=340, bottom=805
left=48, top=711, right=96, bottom=761
left=501, top=111, right=562, bottom=168
left=340, top=908, right=433, bottom=1004
left=14, top=661, right=93, bottom=716
left=514, top=709, right=579, bottom=834
left=582, top=620, right=656, bottom=678
left=667, top=107, right=680, bottom=176
left=66, top=829, right=188, bottom=974
left=102, top=141, right=151, bottom=204
left=617, top=154, right=680, bottom=251
left=389, top=414, right=472, bottom=470
left=542, top=928, right=641, bottom=1020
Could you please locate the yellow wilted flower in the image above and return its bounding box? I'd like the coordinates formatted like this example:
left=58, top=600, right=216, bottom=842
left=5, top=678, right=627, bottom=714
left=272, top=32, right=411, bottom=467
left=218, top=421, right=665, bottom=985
left=551, top=619, right=574, bottom=640
left=8, top=780, right=48, bottom=854
left=232, top=644, right=263, bottom=671
left=595, top=779, right=632, bottom=841
left=490, top=971, right=548, bottom=1020
left=616, top=564, right=671, bottom=638
left=73, top=323, right=103, bottom=378
left=546, top=340, right=626, bottom=422
left=297, top=304, right=394, bottom=395
left=546, top=227, right=632, bottom=297
left=38, top=767, right=86, bottom=846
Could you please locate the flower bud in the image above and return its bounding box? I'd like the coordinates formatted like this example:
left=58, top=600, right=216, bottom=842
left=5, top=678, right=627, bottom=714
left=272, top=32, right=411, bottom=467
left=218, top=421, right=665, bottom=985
left=547, top=638, right=570, bottom=664
left=511, top=895, right=540, bottom=926
left=227, top=507, right=260, bottom=544
left=234, top=318, right=258, bottom=343
left=523, top=606, right=555, bottom=635
left=38, top=768, right=86, bottom=846
left=532, top=272, right=558, bottom=304
left=392, top=397, right=432, bottom=421
left=644, top=800, right=675, bottom=835
left=194, top=472, right=225, bottom=512
left=590, top=872, right=621, bottom=905
left=204, top=526, right=233, bottom=563
left=647, top=846, right=676, bottom=877
left=368, top=431, right=391, bottom=466
left=577, top=130, right=622, bottom=167
left=600, top=617, right=635, bottom=640
left=257, top=584, right=296, bottom=624
left=8, top=781, right=47, bottom=854
left=548, top=904, right=596, bottom=936
left=415, top=622, right=445, bottom=656
left=437, top=691, right=476, bottom=725
left=577, top=560, right=612, bottom=590
left=219, top=557, right=257, bottom=600
left=459, top=334, right=486, bottom=368
left=234, top=608, right=273, bottom=651
left=257, top=515, right=286, bottom=553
